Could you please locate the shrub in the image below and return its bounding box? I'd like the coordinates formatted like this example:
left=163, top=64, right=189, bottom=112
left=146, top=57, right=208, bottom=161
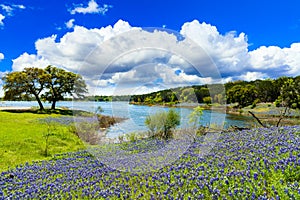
left=69, top=121, right=103, bottom=145
left=188, top=106, right=204, bottom=128
left=203, top=96, right=212, bottom=105
left=125, top=132, right=138, bottom=142
left=145, top=109, right=180, bottom=140
left=97, top=115, right=124, bottom=129
left=250, top=99, right=260, bottom=109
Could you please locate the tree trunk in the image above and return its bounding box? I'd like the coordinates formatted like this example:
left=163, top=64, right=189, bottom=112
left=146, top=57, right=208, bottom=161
left=34, top=94, right=44, bottom=110
left=51, top=100, right=57, bottom=110
left=276, top=106, right=289, bottom=127
left=248, top=111, right=266, bottom=128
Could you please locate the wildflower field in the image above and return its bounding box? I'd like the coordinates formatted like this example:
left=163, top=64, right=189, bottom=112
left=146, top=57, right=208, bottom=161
left=1, top=126, right=300, bottom=199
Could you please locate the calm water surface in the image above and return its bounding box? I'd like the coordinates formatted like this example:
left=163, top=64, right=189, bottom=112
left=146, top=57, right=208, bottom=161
left=1, top=101, right=253, bottom=137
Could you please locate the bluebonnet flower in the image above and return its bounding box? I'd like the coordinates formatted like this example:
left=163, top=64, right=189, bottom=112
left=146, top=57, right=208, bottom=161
left=1, top=126, right=300, bottom=198
left=253, top=172, right=258, bottom=180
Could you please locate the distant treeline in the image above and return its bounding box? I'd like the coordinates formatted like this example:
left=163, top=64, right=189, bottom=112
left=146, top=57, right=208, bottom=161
left=128, top=76, right=300, bottom=108
left=226, top=76, right=300, bottom=108
left=84, top=95, right=131, bottom=102
left=4, top=76, right=299, bottom=109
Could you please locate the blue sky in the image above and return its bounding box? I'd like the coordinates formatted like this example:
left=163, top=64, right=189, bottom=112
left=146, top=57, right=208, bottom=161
left=0, top=0, right=300, bottom=95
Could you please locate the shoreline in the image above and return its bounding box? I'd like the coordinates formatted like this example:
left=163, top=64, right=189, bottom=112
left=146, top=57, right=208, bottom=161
left=131, top=102, right=300, bottom=117
left=1, top=102, right=299, bottom=128
left=0, top=106, right=32, bottom=110
left=130, top=102, right=300, bottom=126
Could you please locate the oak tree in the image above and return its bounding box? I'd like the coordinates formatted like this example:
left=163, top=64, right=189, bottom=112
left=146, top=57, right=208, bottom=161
left=2, top=66, right=87, bottom=110
left=2, top=67, right=49, bottom=110
left=43, top=66, right=87, bottom=110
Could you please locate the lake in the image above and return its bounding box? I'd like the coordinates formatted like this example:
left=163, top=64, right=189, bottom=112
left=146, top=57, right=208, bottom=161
left=1, top=101, right=253, bottom=137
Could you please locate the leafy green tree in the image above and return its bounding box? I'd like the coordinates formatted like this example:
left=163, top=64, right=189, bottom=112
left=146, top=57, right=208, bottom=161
left=226, top=84, right=258, bottom=108
left=203, top=96, right=212, bottom=105
left=180, top=88, right=197, bottom=102
left=2, top=67, right=50, bottom=110
left=208, top=84, right=226, bottom=104
left=295, top=75, right=300, bottom=85
left=213, top=94, right=224, bottom=104
left=255, top=79, right=278, bottom=102
left=43, top=66, right=87, bottom=109
left=273, top=78, right=300, bottom=126
left=170, top=92, right=178, bottom=103
left=188, top=106, right=204, bottom=128
left=154, top=93, right=163, bottom=103
left=225, top=80, right=247, bottom=91
left=275, top=78, right=300, bottom=109
left=2, top=66, right=87, bottom=110
left=144, top=96, right=154, bottom=105
left=145, top=109, right=180, bottom=139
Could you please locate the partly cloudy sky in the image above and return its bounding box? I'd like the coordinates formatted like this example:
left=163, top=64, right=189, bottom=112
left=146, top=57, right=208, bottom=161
left=0, top=0, right=300, bottom=96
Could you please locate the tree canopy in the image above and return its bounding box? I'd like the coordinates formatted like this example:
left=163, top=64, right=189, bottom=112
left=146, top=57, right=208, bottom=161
left=275, top=78, right=300, bottom=109
left=2, top=66, right=87, bottom=110
left=43, top=66, right=87, bottom=109
left=129, top=75, right=300, bottom=109
left=226, top=84, right=258, bottom=108
left=2, top=68, right=49, bottom=110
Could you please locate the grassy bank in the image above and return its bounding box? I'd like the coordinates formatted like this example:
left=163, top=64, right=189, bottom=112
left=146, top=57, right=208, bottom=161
left=226, top=103, right=300, bottom=126
left=130, top=101, right=299, bottom=127
left=0, top=110, right=85, bottom=172
left=175, top=102, right=299, bottom=127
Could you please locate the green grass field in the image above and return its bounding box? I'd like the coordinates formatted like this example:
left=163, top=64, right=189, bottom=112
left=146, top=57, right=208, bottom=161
left=0, top=111, right=85, bottom=172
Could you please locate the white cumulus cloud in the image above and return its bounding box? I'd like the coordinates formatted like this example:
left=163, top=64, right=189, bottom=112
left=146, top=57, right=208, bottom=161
left=180, top=20, right=250, bottom=75
left=65, top=19, right=75, bottom=29
left=94, top=63, right=212, bottom=95
left=0, top=3, right=25, bottom=15
left=0, top=4, right=13, bottom=15
left=249, top=43, right=300, bottom=77
left=0, top=52, right=4, bottom=60
left=14, top=4, right=25, bottom=10
left=12, top=52, right=50, bottom=71
left=0, top=71, right=8, bottom=97
left=70, top=0, right=112, bottom=15
left=0, top=3, right=25, bottom=26
left=10, top=19, right=300, bottom=95
left=0, top=14, right=5, bottom=26
left=236, top=71, right=268, bottom=82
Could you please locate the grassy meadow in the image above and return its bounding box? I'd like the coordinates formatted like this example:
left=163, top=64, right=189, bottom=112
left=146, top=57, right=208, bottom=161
left=0, top=110, right=85, bottom=172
